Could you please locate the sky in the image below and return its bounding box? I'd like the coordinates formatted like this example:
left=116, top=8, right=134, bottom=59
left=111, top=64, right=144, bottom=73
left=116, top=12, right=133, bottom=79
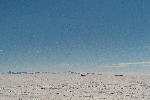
left=0, top=0, right=150, bottom=73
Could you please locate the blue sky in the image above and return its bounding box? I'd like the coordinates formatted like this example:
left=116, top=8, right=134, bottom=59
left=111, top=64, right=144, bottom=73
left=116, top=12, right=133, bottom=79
left=0, top=0, right=150, bottom=73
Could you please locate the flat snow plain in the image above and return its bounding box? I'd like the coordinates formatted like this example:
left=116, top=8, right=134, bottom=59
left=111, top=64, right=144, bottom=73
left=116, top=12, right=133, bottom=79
left=0, top=72, right=150, bottom=100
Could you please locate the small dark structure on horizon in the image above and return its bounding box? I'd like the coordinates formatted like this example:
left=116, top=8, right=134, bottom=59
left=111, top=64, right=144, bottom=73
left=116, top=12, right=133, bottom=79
left=80, top=74, right=86, bottom=76
left=115, top=75, right=123, bottom=76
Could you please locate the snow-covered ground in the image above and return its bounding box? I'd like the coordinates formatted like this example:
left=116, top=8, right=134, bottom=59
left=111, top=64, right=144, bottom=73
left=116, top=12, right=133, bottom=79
left=0, top=72, right=150, bottom=100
